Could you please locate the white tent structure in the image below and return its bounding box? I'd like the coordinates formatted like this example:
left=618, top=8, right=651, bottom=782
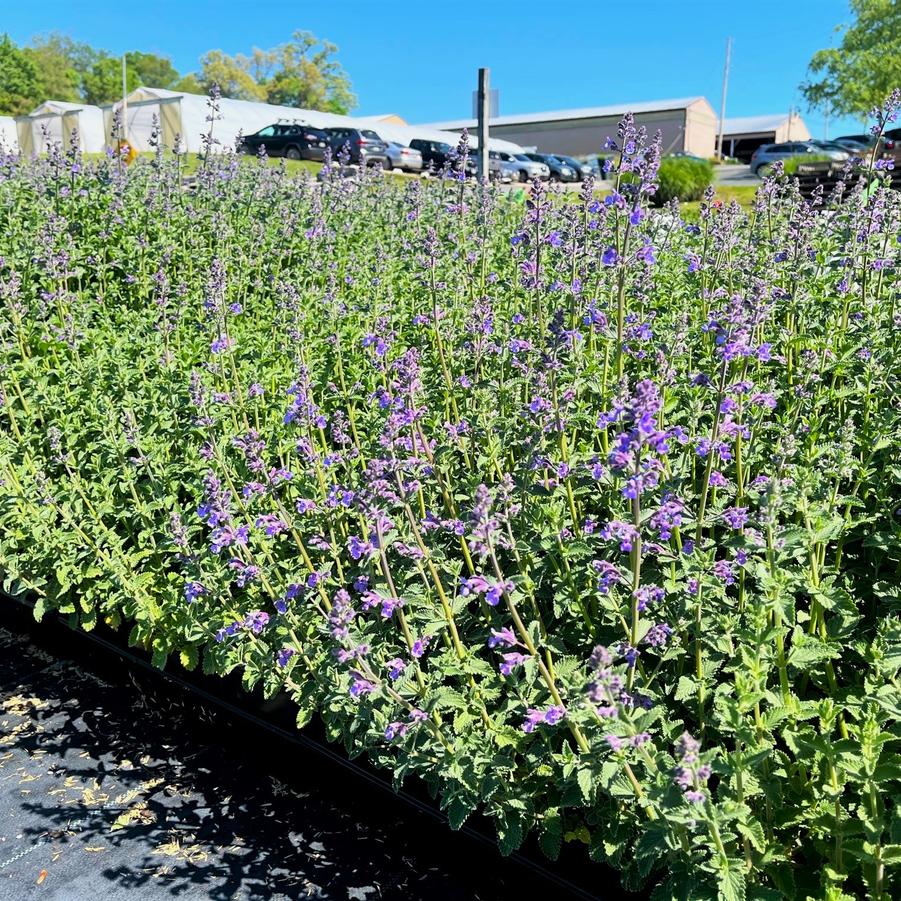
left=105, top=87, right=347, bottom=153
left=107, top=87, right=524, bottom=154
left=0, top=116, right=17, bottom=153
left=16, top=101, right=106, bottom=155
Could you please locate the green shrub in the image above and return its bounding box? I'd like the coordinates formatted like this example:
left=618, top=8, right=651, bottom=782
left=782, top=153, right=835, bottom=175
left=654, top=156, right=714, bottom=203
left=619, top=156, right=713, bottom=203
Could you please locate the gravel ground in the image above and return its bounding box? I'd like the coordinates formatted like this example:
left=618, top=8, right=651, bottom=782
left=0, top=616, right=596, bottom=901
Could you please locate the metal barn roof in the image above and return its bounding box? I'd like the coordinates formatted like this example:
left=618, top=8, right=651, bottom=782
left=422, top=97, right=709, bottom=130
left=720, top=114, right=796, bottom=135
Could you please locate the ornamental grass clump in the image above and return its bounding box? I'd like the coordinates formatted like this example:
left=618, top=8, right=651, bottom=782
left=1, top=92, right=901, bottom=899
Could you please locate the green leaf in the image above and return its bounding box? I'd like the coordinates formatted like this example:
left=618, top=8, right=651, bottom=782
left=576, top=767, right=594, bottom=803
left=736, top=818, right=766, bottom=853
left=497, top=817, right=524, bottom=856
left=675, top=675, right=697, bottom=701
left=716, top=857, right=747, bottom=901
left=538, top=811, right=563, bottom=861
left=447, top=794, right=475, bottom=830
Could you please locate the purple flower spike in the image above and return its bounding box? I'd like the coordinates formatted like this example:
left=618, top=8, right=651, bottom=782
left=488, top=627, right=518, bottom=649
left=349, top=670, right=376, bottom=698
left=184, top=581, right=206, bottom=603
left=498, top=652, right=529, bottom=675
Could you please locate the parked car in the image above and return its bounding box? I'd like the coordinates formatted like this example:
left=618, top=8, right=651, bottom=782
left=493, top=158, right=518, bottom=182
left=551, top=154, right=595, bottom=180
left=489, top=151, right=549, bottom=182
left=833, top=136, right=873, bottom=152
left=461, top=153, right=514, bottom=182
left=385, top=142, right=423, bottom=172
left=750, top=141, right=846, bottom=175
left=323, top=127, right=390, bottom=168
left=811, top=140, right=853, bottom=157
left=835, top=133, right=876, bottom=147
left=241, top=122, right=330, bottom=161
left=882, top=127, right=901, bottom=165
left=409, top=139, right=457, bottom=172
left=523, top=153, right=579, bottom=182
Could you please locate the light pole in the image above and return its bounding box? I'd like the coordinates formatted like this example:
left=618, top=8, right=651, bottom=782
left=476, top=67, right=490, bottom=180
left=716, top=37, right=732, bottom=161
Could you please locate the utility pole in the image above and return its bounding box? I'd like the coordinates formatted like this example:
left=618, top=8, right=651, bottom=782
left=823, top=107, right=829, bottom=140
left=121, top=55, right=128, bottom=141
left=476, top=67, right=489, bottom=180
left=716, top=36, right=732, bottom=161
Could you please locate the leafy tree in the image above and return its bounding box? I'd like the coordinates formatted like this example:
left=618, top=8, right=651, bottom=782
left=173, top=72, right=204, bottom=95
left=125, top=51, right=180, bottom=90
left=184, top=32, right=355, bottom=112
left=24, top=33, right=88, bottom=103
left=260, top=31, right=356, bottom=113
left=0, top=34, right=40, bottom=115
left=82, top=54, right=140, bottom=106
left=802, top=0, right=901, bottom=119
left=195, top=49, right=266, bottom=102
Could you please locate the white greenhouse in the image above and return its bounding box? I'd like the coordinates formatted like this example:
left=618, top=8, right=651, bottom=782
left=0, top=116, right=17, bottom=152
left=15, top=101, right=106, bottom=155
left=105, top=87, right=524, bottom=155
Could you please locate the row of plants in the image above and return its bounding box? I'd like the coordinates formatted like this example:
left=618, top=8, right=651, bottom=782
left=1, top=94, right=900, bottom=899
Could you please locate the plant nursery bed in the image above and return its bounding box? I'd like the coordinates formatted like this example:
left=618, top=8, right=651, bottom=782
left=2, top=94, right=901, bottom=900
left=0, top=595, right=609, bottom=901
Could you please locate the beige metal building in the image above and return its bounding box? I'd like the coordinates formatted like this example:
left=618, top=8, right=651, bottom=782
left=719, top=113, right=810, bottom=161
left=423, top=97, right=718, bottom=159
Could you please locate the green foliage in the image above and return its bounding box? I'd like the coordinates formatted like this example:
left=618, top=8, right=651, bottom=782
left=655, top=156, right=714, bottom=203
left=0, top=33, right=40, bottom=115
left=190, top=31, right=356, bottom=113
left=23, top=33, right=87, bottom=103
left=782, top=153, right=836, bottom=175
left=260, top=30, right=357, bottom=114
left=802, top=0, right=901, bottom=118
left=622, top=156, right=714, bottom=204
left=0, top=29, right=354, bottom=114
left=194, top=49, right=267, bottom=102
left=82, top=55, right=140, bottom=106
left=126, top=51, right=180, bottom=91
left=0, top=107, right=899, bottom=898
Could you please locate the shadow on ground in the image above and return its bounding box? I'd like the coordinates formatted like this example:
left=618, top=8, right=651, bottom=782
left=0, top=622, right=579, bottom=900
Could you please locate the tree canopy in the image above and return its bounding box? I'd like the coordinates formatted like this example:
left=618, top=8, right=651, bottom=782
left=191, top=32, right=356, bottom=114
left=802, top=0, right=901, bottom=120
left=0, top=30, right=355, bottom=116
left=0, top=35, right=41, bottom=115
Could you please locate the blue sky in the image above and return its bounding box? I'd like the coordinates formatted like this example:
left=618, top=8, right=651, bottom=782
left=5, top=1, right=866, bottom=137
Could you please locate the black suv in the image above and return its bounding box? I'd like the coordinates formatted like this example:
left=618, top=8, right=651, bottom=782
left=241, top=122, right=330, bottom=161
left=324, top=127, right=390, bottom=167
left=409, top=138, right=455, bottom=171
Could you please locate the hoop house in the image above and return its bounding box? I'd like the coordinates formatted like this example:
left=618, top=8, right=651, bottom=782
left=0, top=116, right=17, bottom=153
left=108, top=87, right=524, bottom=155
left=16, top=101, right=106, bottom=155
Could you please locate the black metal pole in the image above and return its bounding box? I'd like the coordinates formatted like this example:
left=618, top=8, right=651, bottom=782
left=477, top=67, right=490, bottom=180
